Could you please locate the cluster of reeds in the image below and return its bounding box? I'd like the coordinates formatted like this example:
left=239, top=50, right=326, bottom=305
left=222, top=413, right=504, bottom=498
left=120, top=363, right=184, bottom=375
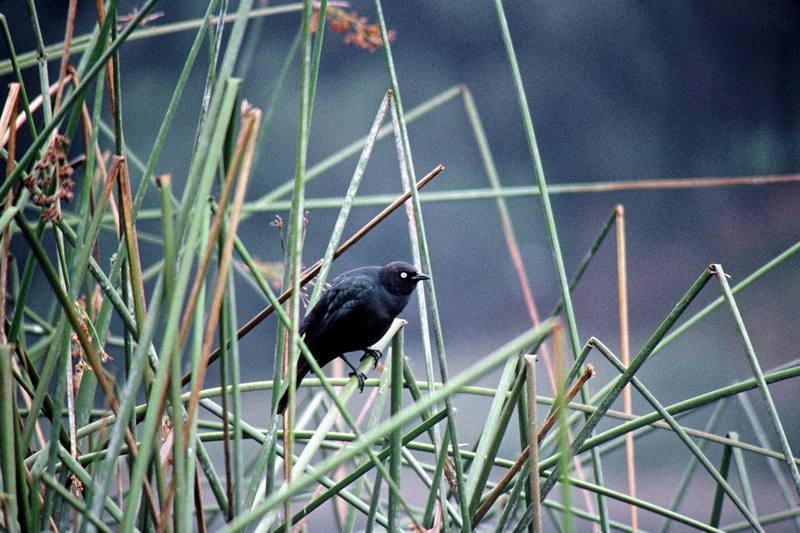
left=0, top=1, right=799, bottom=531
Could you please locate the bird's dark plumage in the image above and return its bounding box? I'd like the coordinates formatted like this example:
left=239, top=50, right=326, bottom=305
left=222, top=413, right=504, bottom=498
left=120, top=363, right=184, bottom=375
left=277, top=261, right=428, bottom=414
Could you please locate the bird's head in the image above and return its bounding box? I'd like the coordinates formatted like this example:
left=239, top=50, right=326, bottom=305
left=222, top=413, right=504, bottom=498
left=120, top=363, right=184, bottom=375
left=380, top=261, right=430, bottom=295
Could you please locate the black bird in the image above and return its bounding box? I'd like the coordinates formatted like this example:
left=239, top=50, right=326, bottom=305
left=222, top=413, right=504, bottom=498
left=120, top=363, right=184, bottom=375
left=277, top=261, right=429, bottom=414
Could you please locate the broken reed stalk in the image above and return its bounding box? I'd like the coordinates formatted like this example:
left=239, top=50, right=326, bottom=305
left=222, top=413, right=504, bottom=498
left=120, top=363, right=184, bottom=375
left=472, top=365, right=594, bottom=526
left=51, top=0, right=77, bottom=115
left=472, top=364, right=595, bottom=525
left=524, top=354, right=542, bottom=532
left=179, top=163, right=444, bottom=386
left=0, top=85, right=19, bottom=344
left=1, top=77, right=73, bottom=147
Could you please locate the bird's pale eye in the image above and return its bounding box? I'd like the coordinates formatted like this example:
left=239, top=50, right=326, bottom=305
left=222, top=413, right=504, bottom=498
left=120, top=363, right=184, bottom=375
left=400, top=272, right=408, bottom=279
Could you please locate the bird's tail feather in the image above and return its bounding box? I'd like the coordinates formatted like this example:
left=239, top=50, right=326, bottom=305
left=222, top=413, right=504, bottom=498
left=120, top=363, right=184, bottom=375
left=276, top=358, right=311, bottom=415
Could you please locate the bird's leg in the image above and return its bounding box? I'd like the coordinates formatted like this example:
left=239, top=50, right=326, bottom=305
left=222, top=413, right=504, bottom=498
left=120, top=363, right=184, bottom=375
left=340, top=355, right=367, bottom=393
left=361, top=348, right=383, bottom=370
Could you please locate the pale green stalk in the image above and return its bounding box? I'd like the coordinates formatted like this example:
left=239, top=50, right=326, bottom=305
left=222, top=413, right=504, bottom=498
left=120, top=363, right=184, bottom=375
left=714, top=264, right=800, bottom=497
left=199, top=398, right=391, bottom=529
left=737, top=394, right=800, bottom=529
left=282, top=2, right=315, bottom=527
left=376, top=5, right=465, bottom=526
left=728, top=432, right=758, bottom=515
left=525, top=354, right=542, bottom=532
left=388, top=329, right=404, bottom=531
left=0, top=345, right=18, bottom=533
left=464, top=356, right=519, bottom=503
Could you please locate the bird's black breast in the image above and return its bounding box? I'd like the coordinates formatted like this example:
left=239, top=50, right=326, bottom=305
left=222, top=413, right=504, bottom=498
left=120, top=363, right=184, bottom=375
left=301, top=269, right=411, bottom=356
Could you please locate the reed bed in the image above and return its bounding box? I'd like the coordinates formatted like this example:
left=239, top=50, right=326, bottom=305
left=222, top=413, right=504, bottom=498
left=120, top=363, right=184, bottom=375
left=0, top=1, right=798, bottom=531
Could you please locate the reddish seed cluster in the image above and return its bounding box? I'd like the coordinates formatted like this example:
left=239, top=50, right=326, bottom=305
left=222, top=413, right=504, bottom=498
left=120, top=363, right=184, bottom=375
left=25, top=134, right=76, bottom=222
left=313, top=6, right=396, bottom=52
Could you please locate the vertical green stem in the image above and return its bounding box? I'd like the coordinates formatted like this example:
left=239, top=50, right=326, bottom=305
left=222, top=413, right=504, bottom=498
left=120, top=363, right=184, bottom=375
left=374, top=3, right=465, bottom=527
left=0, top=344, right=19, bottom=533
left=524, top=354, right=542, bottom=532
left=492, top=1, right=609, bottom=526
left=282, top=1, right=315, bottom=528
left=388, top=329, right=404, bottom=531
left=728, top=432, right=758, bottom=516
left=709, top=442, right=734, bottom=528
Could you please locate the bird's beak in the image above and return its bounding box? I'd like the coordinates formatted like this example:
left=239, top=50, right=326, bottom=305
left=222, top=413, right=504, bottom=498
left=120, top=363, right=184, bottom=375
left=411, top=272, right=430, bottom=281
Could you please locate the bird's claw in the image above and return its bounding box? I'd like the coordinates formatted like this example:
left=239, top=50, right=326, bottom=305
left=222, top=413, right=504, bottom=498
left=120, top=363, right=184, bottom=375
left=362, top=348, right=383, bottom=370
left=349, top=371, right=368, bottom=393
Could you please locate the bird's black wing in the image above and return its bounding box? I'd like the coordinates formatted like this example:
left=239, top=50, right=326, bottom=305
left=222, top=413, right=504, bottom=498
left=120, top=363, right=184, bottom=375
left=315, top=273, right=378, bottom=337
left=300, top=268, right=376, bottom=336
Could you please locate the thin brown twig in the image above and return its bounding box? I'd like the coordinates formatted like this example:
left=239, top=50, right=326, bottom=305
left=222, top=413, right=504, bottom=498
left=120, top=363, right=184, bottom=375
left=96, top=159, right=163, bottom=521
left=472, top=364, right=595, bottom=525
left=117, top=161, right=148, bottom=324
left=95, top=151, right=119, bottom=236
left=180, top=163, right=445, bottom=386
left=193, top=461, right=207, bottom=533
left=0, top=85, right=18, bottom=345
left=93, top=1, right=118, bottom=125
left=85, top=23, right=155, bottom=520
left=566, top=173, right=800, bottom=192
left=52, top=0, right=79, bottom=115
left=0, top=76, right=74, bottom=147
left=0, top=84, right=21, bottom=151
left=616, top=205, right=638, bottom=532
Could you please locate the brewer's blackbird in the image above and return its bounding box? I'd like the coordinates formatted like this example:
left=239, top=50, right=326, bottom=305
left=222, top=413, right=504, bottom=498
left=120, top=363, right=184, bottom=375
left=277, top=261, right=429, bottom=414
